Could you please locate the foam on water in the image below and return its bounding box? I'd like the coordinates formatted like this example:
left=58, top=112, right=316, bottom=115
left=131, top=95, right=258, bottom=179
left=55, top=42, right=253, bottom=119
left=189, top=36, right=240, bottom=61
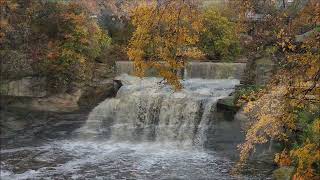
left=1, top=75, right=253, bottom=179
left=0, top=140, right=241, bottom=180
left=79, top=74, right=239, bottom=146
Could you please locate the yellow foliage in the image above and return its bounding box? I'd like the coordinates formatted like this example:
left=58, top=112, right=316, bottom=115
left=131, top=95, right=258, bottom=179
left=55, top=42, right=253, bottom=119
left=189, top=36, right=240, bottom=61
left=290, top=119, right=320, bottom=180
left=291, top=142, right=320, bottom=180
left=235, top=0, right=320, bottom=176
left=127, top=0, right=204, bottom=90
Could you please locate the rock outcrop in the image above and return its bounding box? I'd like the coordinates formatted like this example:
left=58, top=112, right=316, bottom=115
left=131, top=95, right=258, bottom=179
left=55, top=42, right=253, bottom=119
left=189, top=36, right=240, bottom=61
left=1, top=77, right=47, bottom=97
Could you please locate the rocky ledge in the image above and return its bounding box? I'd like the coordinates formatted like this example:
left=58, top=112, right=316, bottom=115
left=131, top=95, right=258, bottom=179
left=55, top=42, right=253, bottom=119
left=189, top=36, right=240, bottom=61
left=1, top=79, right=122, bottom=113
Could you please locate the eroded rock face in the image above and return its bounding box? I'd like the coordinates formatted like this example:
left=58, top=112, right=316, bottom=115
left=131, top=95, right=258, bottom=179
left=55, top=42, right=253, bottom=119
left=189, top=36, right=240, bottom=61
left=78, top=80, right=121, bottom=109
left=29, top=89, right=82, bottom=112
left=2, top=89, right=82, bottom=112
left=205, top=110, right=245, bottom=158
left=1, top=78, right=121, bottom=112
left=1, top=77, right=47, bottom=97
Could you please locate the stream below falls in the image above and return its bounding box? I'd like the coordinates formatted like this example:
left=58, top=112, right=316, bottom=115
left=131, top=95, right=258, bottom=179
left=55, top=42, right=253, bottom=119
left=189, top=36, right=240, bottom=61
left=1, top=75, right=273, bottom=179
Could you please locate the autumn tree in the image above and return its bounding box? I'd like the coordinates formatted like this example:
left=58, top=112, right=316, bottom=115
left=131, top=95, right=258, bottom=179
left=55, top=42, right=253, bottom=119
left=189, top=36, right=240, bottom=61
left=0, top=0, right=40, bottom=80
left=0, top=1, right=112, bottom=93
left=235, top=0, right=320, bottom=179
left=31, top=1, right=111, bottom=92
left=127, top=0, right=204, bottom=90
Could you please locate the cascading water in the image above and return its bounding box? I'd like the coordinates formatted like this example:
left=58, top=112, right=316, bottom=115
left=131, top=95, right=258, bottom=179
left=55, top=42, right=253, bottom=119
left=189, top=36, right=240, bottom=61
left=1, top=74, right=271, bottom=179
left=79, top=75, right=239, bottom=147
left=115, top=61, right=246, bottom=79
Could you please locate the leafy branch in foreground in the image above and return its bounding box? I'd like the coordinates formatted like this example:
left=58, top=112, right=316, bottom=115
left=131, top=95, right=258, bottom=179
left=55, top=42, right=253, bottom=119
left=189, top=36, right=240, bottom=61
left=235, top=1, right=320, bottom=179
left=127, top=0, right=204, bottom=90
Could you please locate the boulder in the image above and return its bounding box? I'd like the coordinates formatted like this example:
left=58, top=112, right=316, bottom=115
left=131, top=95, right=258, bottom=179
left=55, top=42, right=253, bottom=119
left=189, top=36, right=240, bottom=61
left=78, top=79, right=122, bottom=109
left=217, top=95, right=239, bottom=112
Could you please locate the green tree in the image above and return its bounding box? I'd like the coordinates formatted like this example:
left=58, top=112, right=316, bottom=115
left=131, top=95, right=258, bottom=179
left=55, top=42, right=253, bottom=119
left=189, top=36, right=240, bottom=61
left=199, top=7, right=241, bottom=61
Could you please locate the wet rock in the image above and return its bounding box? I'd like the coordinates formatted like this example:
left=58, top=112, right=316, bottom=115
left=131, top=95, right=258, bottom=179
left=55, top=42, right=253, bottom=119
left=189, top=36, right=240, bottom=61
left=0, top=108, right=88, bottom=148
left=205, top=109, right=245, bottom=158
left=3, top=117, right=27, bottom=131
left=78, top=79, right=121, bottom=109
left=217, top=95, right=239, bottom=112
left=234, top=109, right=249, bottom=130
left=221, top=169, right=228, bottom=173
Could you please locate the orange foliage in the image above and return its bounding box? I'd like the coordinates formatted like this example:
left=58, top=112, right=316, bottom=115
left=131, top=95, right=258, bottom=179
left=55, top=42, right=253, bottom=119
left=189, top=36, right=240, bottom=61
left=275, top=150, right=292, bottom=167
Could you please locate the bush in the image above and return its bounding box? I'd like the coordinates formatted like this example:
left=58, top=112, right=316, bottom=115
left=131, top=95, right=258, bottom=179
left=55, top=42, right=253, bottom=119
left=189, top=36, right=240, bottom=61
left=199, top=8, right=241, bottom=61
left=234, top=85, right=264, bottom=106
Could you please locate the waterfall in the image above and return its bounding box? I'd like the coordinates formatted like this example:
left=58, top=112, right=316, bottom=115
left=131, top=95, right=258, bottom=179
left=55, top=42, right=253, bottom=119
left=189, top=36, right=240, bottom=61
left=79, top=75, right=239, bottom=147
left=115, top=61, right=246, bottom=79
left=185, top=62, right=246, bottom=79
left=115, top=61, right=135, bottom=76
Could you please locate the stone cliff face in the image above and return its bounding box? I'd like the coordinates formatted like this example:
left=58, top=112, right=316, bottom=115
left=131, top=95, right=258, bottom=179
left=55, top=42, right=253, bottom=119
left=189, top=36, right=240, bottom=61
left=1, top=62, right=118, bottom=112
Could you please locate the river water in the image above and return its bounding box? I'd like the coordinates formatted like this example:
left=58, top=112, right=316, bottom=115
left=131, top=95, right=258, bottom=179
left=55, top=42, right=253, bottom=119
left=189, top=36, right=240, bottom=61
left=1, top=75, right=272, bottom=179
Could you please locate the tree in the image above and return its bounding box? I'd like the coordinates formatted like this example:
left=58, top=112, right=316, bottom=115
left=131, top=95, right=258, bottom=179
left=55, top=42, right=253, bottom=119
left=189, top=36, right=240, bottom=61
left=31, top=1, right=112, bottom=92
left=127, top=0, right=204, bottom=90
left=0, top=1, right=112, bottom=93
left=199, top=6, right=241, bottom=61
left=0, top=0, right=40, bottom=80
left=235, top=0, right=320, bottom=179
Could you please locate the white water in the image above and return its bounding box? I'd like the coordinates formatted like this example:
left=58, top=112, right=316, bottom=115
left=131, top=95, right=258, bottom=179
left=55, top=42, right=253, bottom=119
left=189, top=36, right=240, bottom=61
left=79, top=75, right=240, bottom=147
left=1, top=140, right=242, bottom=180
left=2, top=75, right=264, bottom=180
left=115, top=61, right=246, bottom=79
